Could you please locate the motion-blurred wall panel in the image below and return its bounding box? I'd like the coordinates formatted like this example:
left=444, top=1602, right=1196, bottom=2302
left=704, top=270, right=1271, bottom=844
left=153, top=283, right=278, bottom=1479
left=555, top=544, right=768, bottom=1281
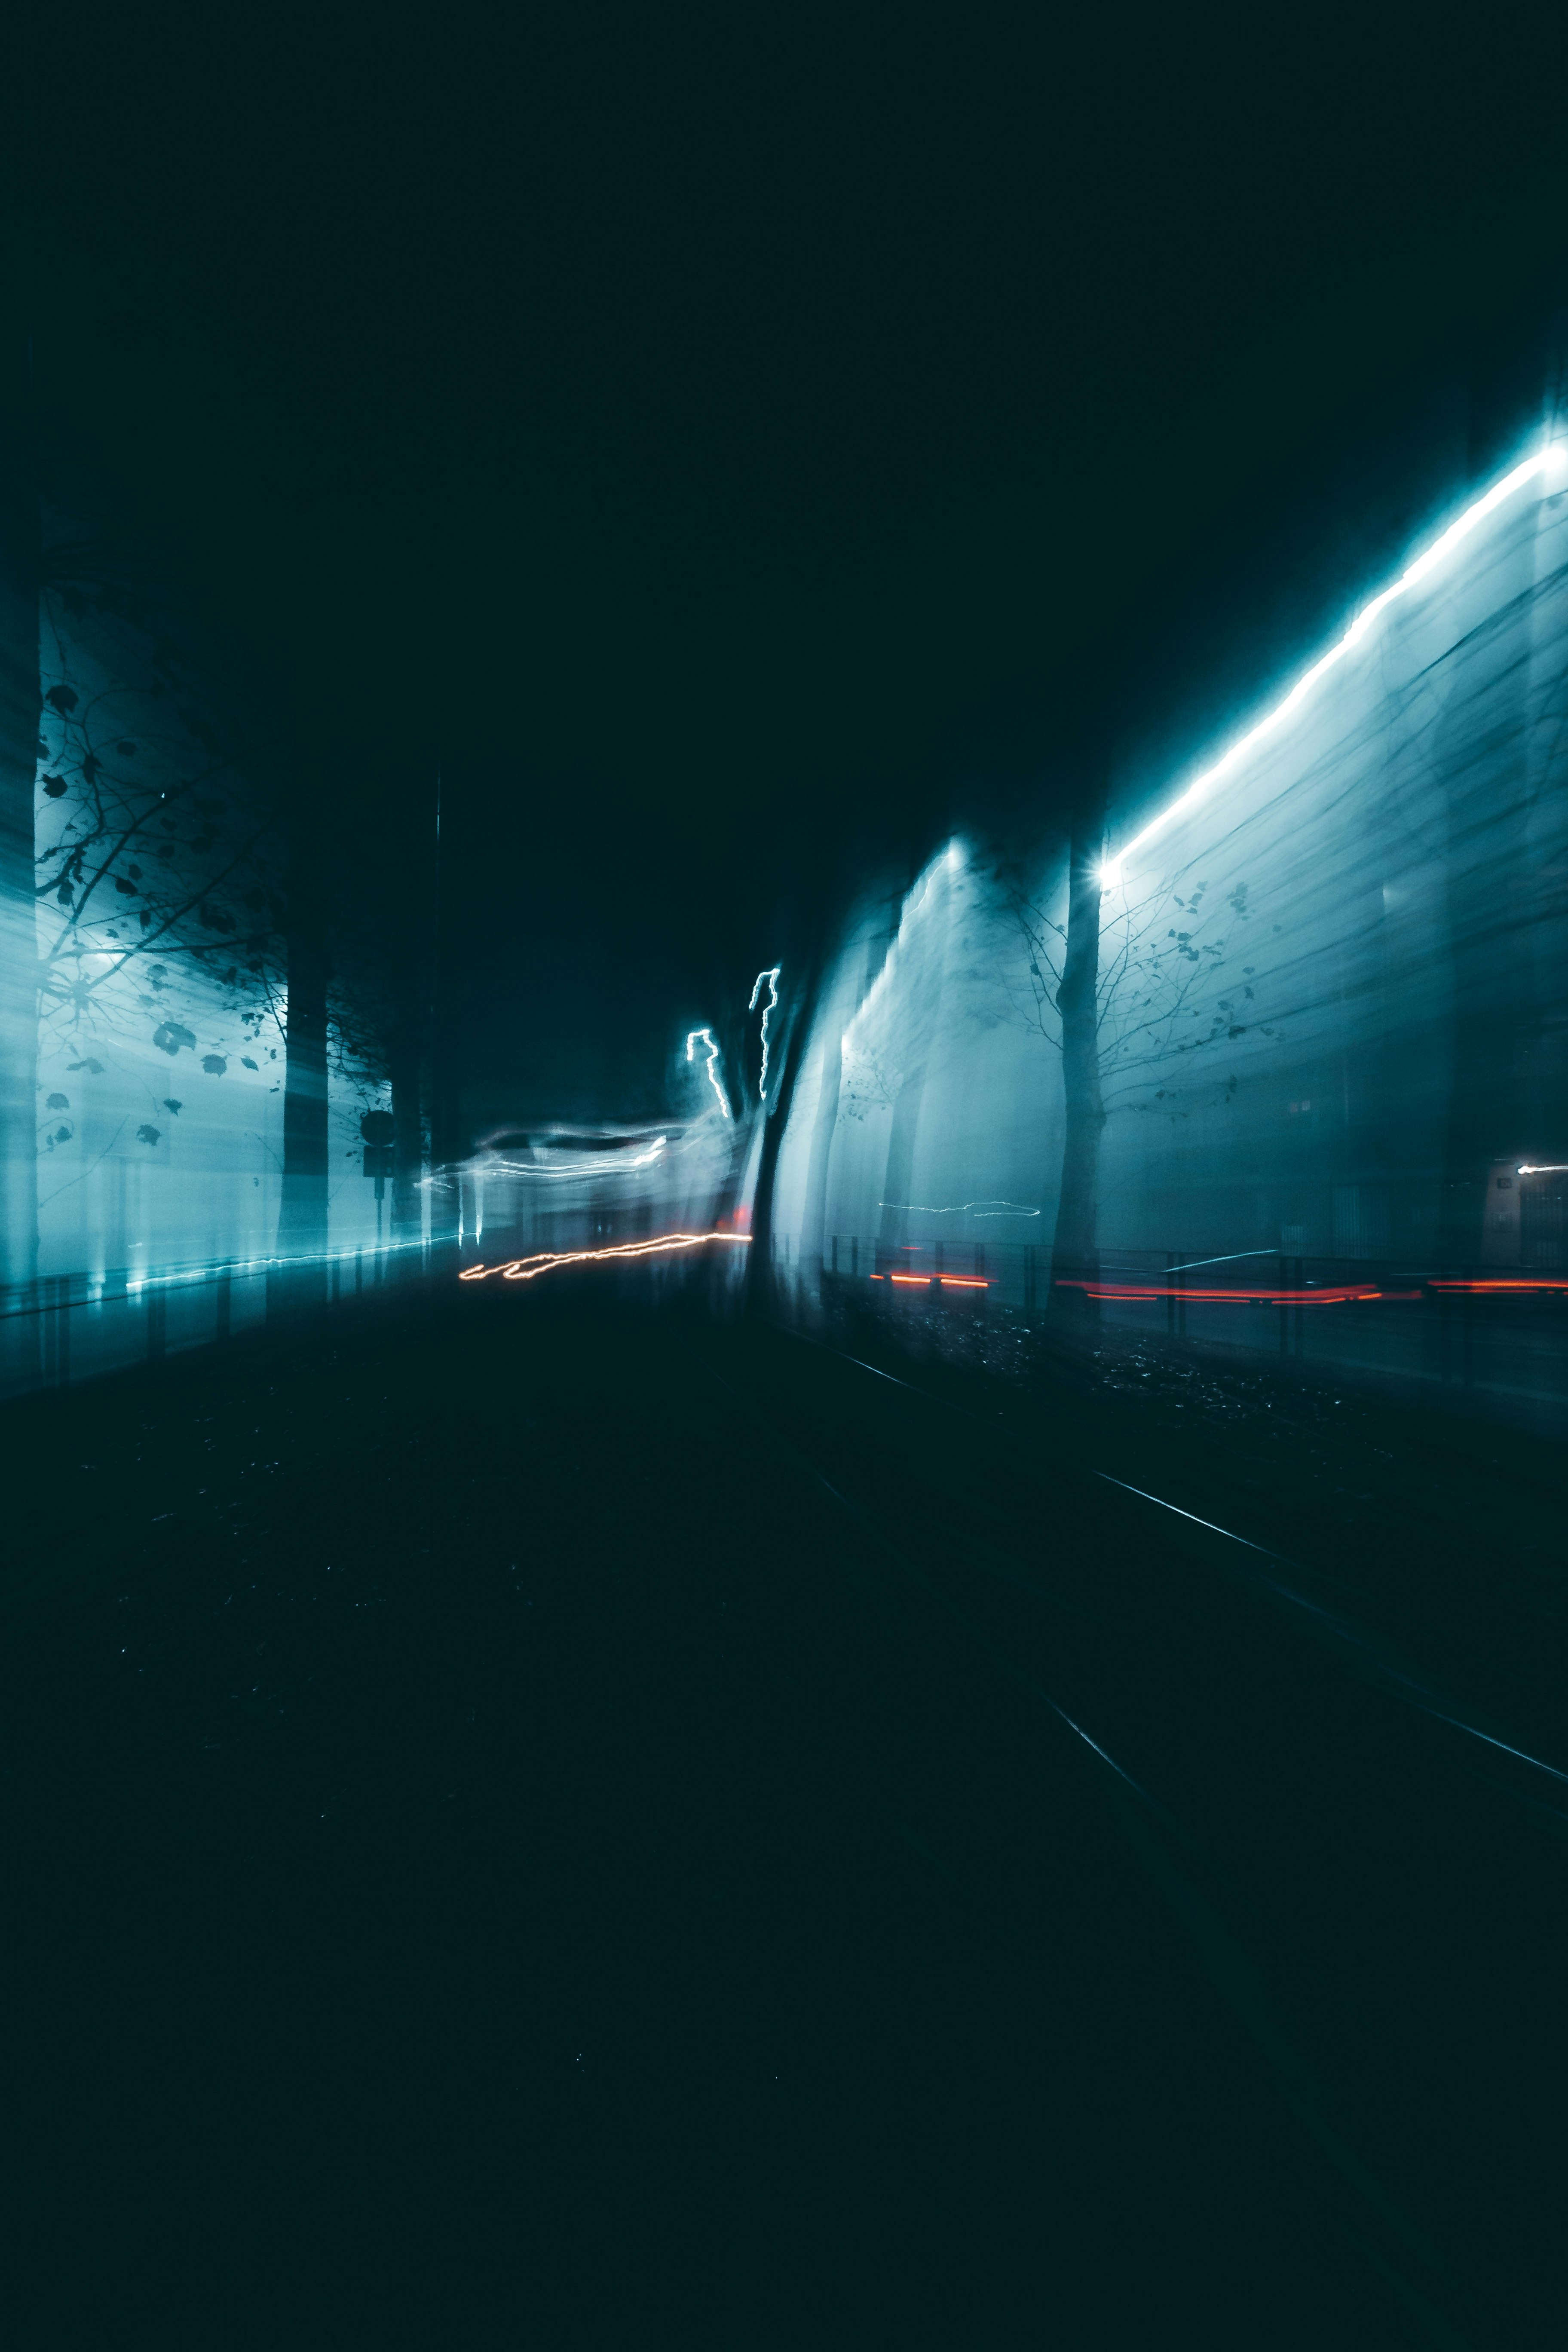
left=774, top=453, right=1568, bottom=1400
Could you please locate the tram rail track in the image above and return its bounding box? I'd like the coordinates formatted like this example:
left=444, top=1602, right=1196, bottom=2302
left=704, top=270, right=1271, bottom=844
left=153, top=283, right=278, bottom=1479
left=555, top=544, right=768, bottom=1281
left=676, top=1313, right=1485, bottom=2345
left=753, top=1312, right=1568, bottom=1813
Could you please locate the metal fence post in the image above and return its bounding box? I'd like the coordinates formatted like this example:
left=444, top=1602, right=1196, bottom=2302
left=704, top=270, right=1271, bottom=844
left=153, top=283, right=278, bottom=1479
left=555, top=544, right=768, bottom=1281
left=49, top=1275, right=71, bottom=1387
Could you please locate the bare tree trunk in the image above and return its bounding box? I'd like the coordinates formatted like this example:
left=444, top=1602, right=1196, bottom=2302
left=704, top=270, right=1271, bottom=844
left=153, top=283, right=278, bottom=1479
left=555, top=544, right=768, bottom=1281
left=876, top=870, right=952, bottom=1256
left=389, top=952, right=425, bottom=1249
left=802, top=905, right=900, bottom=1276
left=0, top=335, right=38, bottom=1294
left=1048, top=790, right=1107, bottom=1314
left=428, top=771, right=462, bottom=1238
left=1435, top=528, right=1534, bottom=1265
left=276, top=835, right=330, bottom=1266
left=876, top=1053, right=931, bottom=1251
left=747, top=954, right=823, bottom=1314
left=800, top=1018, right=843, bottom=1275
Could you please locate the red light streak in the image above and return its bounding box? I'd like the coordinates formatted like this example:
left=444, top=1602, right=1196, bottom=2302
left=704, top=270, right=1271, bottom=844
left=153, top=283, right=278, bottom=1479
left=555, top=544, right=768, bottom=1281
left=1054, top=1280, right=1403, bottom=1304
left=1427, top=1277, right=1568, bottom=1294
left=459, top=1231, right=751, bottom=1283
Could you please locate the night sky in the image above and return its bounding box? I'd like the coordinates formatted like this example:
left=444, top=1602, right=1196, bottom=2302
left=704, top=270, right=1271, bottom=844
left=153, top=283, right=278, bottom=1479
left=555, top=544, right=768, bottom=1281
left=25, top=14, right=1566, bottom=1128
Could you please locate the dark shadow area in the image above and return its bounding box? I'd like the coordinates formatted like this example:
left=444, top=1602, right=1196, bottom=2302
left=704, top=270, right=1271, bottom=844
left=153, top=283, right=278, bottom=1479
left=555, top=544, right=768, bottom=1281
left=5, top=1272, right=1562, bottom=2346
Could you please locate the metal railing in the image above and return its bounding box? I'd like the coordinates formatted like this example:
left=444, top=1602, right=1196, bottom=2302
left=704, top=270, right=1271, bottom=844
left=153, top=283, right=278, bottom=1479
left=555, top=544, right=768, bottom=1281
left=0, top=1234, right=441, bottom=1404
left=802, top=1235, right=1568, bottom=1417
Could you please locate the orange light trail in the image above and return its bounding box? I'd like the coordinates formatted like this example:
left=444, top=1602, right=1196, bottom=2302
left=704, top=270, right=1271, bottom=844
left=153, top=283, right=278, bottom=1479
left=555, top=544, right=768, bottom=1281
left=879, top=1271, right=990, bottom=1288
left=459, top=1231, right=752, bottom=1283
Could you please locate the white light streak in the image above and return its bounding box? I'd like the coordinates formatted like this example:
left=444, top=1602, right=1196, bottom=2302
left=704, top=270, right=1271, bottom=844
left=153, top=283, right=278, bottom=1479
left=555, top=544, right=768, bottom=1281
left=483, top=1136, right=668, bottom=1181
left=1102, top=441, right=1563, bottom=884
left=879, top=1199, right=1041, bottom=1218
left=1165, top=1247, right=1279, bottom=1272
left=749, top=966, right=781, bottom=1100
left=1518, top=1164, right=1568, bottom=1175
left=116, top=1233, right=428, bottom=1295
left=686, top=1028, right=732, bottom=1118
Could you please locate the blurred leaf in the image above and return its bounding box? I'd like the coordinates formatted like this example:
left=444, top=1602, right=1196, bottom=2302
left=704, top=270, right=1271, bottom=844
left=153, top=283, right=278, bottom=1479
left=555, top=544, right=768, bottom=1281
left=42, top=775, right=67, bottom=798
left=163, top=1099, right=183, bottom=1115
left=136, top=1124, right=161, bottom=1146
left=45, top=685, right=78, bottom=714
left=241, top=1056, right=258, bottom=1070
left=46, top=1092, right=70, bottom=1110
left=202, top=1055, right=227, bottom=1075
left=153, top=1022, right=196, bottom=1056
left=67, top=1059, right=104, bottom=1074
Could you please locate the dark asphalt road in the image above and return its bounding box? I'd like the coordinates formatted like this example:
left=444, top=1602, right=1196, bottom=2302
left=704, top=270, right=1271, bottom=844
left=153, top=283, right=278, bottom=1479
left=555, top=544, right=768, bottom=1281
left=4, top=1275, right=1564, bottom=2346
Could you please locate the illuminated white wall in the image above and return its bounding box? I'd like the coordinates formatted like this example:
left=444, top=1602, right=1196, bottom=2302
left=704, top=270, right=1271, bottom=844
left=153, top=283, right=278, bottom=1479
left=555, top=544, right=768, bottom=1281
left=774, top=445, right=1568, bottom=1274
